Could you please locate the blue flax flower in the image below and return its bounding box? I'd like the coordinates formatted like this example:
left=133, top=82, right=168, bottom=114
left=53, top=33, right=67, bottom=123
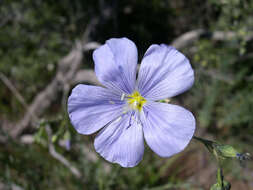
left=68, top=38, right=195, bottom=167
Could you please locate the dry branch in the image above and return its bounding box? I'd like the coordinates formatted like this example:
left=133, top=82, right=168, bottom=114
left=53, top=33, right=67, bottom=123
left=8, top=19, right=99, bottom=138
left=171, top=29, right=253, bottom=49
left=72, top=69, right=100, bottom=85
left=45, top=126, right=81, bottom=178
left=9, top=42, right=83, bottom=137
left=0, top=73, right=29, bottom=110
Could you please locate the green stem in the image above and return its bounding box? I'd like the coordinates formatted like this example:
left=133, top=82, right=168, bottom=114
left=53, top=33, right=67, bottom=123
left=217, top=167, right=224, bottom=187
left=193, top=135, right=212, bottom=143
left=193, top=136, right=228, bottom=189
left=193, top=135, right=214, bottom=153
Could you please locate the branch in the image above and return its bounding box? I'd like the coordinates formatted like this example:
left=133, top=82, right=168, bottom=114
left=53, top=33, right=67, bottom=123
left=45, top=126, right=81, bottom=178
left=0, top=73, right=30, bottom=112
left=171, top=29, right=253, bottom=49
left=8, top=19, right=99, bottom=138
left=9, top=42, right=82, bottom=137
left=0, top=72, right=38, bottom=134
left=18, top=133, right=111, bottom=173
left=72, top=69, right=100, bottom=85
left=172, top=29, right=205, bottom=49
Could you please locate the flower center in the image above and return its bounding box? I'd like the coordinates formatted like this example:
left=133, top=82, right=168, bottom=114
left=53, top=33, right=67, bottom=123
left=126, top=91, right=146, bottom=111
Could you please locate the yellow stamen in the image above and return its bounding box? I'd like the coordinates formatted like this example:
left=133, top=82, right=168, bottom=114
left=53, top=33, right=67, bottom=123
left=127, top=91, right=146, bottom=111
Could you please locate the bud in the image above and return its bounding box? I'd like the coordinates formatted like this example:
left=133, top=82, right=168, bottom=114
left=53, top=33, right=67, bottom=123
left=51, top=135, right=58, bottom=143
left=194, top=136, right=248, bottom=160
left=210, top=181, right=231, bottom=190
left=214, top=144, right=238, bottom=158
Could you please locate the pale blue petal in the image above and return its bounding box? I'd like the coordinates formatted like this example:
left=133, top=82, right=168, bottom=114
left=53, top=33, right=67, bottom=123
left=137, top=45, right=194, bottom=100
left=141, top=102, right=195, bottom=157
left=93, top=37, right=138, bottom=94
left=94, top=112, right=144, bottom=167
left=68, top=84, right=124, bottom=135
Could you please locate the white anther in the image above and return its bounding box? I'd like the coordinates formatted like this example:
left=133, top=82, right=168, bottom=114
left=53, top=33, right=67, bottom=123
left=121, top=93, right=126, bottom=101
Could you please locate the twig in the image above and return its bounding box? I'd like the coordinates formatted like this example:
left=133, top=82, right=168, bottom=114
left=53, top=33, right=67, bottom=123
left=0, top=73, right=29, bottom=110
left=45, top=126, right=81, bottom=178
left=172, top=29, right=205, bottom=49
left=72, top=69, right=100, bottom=85
left=171, top=29, right=253, bottom=49
left=83, top=41, right=101, bottom=51
left=0, top=72, right=38, bottom=127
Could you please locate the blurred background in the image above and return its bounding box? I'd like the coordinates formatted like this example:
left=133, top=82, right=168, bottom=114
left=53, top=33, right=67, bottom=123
left=0, top=0, right=253, bottom=189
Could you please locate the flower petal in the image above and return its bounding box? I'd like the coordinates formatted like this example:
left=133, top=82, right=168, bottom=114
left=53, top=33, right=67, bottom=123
left=93, top=37, right=138, bottom=94
left=137, top=45, right=194, bottom=100
left=141, top=102, right=195, bottom=157
left=94, top=112, right=144, bottom=167
left=68, top=84, right=124, bottom=135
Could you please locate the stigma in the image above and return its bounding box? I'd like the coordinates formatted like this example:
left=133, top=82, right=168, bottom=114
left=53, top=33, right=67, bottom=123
left=125, top=91, right=146, bottom=112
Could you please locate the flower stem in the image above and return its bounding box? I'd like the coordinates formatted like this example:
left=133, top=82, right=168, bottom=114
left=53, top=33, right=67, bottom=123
left=193, top=135, right=231, bottom=190
left=217, top=167, right=223, bottom=187
left=193, top=135, right=214, bottom=153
